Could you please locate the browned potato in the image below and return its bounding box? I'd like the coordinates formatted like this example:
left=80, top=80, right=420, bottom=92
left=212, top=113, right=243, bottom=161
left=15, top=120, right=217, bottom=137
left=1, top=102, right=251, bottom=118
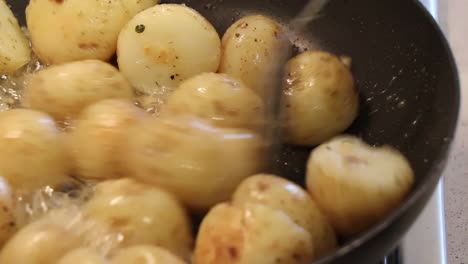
left=306, top=135, right=414, bottom=237
left=0, top=109, right=69, bottom=191
left=283, top=51, right=359, bottom=146
left=194, top=202, right=314, bottom=264
left=232, top=174, right=337, bottom=258
left=112, top=245, right=187, bottom=264
left=161, top=72, right=264, bottom=130
left=0, top=178, right=17, bottom=247
left=68, top=99, right=146, bottom=180
left=124, top=116, right=264, bottom=210
left=82, top=178, right=193, bottom=259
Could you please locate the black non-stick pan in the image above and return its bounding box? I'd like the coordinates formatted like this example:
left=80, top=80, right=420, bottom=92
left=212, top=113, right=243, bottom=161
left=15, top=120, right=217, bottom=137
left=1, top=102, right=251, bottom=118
left=9, top=0, right=460, bottom=263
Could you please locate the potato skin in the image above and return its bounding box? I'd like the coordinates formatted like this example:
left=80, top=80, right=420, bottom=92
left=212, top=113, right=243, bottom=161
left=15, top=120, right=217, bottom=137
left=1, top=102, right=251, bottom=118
left=306, top=135, right=414, bottom=237
left=120, top=0, right=160, bottom=17
left=0, top=109, right=69, bottom=191
left=57, top=248, right=107, bottom=264
left=0, top=178, right=17, bottom=247
left=112, top=245, right=187, bottom=264
left=67, top=99, right=146, bottom=180
left=232, top=174, right=337, bottom=258
left=124, top=116, right=264, bottom=210
left=0, top=1, right=31, bottom=73
left=219, top=15, right=286, bottom=96
left=283, top=51, right=359, bottom=146
left=82, top=178, right=193, bottom=259
left=194, top=202, right=314, bottom=264
left=161, top=73, right=264, bottom=129
left=23, top=60, right=134, bottom=122
left=117, top=4, right=221, bottom=94
left=0, top=217, right=81, bottom=264
left=26, top=0, right=130, bottom=64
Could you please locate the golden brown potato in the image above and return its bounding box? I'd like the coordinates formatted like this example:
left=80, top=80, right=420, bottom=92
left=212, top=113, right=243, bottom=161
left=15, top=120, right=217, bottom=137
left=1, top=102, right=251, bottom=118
left=57, top=248, right=107, bottom=264
left=0, top=109, right=69, bottom=191
left=117, top=4, right=221, bottom=94
left=112, top=245, right=187, bottom=264
left=232, top=174, right=337, bottom=258
left=68, top=99, right=146, bottom=180
left=306, top=135, right=414, bottom=237
left=194, top=202, right=314, bottom=264
left=0, top=216, right=81, bottom=264
left=124, top=116, right=264, bottom=210
left=23, top=60, right=134, bottom=122
left=82, top=178, right=193, bottom=259
left=161, top=73, right=264, bottom=129
left=219, top=15, right=287, bottom=96
left=0, top=0, right=31, bottom=73
left=26, top=0, right=129, bottom=64
left=283, top=51, right=359, bottom=146
left=0, top=178, right=17, bottom=247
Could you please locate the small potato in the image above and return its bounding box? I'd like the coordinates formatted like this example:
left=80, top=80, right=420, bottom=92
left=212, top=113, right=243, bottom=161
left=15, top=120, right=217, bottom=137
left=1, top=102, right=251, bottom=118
left=83, top=178, right=193, bottom=259
left=161, top=73, right=264, bottom=129
left=0, top=216, right=81, bottom=264
left=26, top=0, right=128, bottom=64
left=112, top=245, right=186, bottom=264
left=0, top=178, right=17, bottom=247
left=232, top=174, right=336, bottom=258
left=124, top=116, right=264, bottom=210
left=117, top=4, right=221, bottom=93
left=219, top=15, right=287, bottom=96
left=0, top=109, right=69, bottom=191
left=23, top=60, right=134, bottom=122
left=306, top=135, right=415, bottom=237
left=68, top=99, right=146, bottom=180
left=0, top=0, right=31, bottom=73
left=283, top=51, right=359, bottom=146
left=194, top=202, right=314, bottom=264
left=57, top=248, right=108, bottom=264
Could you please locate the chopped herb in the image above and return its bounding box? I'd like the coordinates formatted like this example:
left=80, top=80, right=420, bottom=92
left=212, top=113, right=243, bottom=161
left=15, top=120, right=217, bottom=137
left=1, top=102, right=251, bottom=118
left=170, top=75, right=175, bottom=80
left=135, top=24, right=146, bottom=33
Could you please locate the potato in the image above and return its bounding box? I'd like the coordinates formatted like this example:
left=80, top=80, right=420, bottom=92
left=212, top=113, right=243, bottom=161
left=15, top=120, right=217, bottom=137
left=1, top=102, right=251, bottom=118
left=232, top=174, right=336, bottom=258
left=82, top=178, right=193, bottom=259
left=219, top=15, right=287, bottom=96
left=194, top=202, right=314, bottom=264
left=0, top=178, right=17, bottom=247
left=306, top=135, right=415, bottom=237
left=23, top=60, right=134, bottom=122
left=68, top=99, right=146, bottom=180
left=117, top=4, right=221, bottom=94
left=124, top=116, right=264, bottom=210
left=283, top=51, right=359, bottom=146
left=0, top=109, right=69, bottom=191
left=26, top=0, right=130, bottom=64
left=120, top=0, right=160, bottom=17
left=0, top=0, right=31, bottom=73
left=112, top=245, right=186, bottom=264
left=57, top=248, right=108, bottom=264
left=0, top=216, right=81, bottom=264
left=161, top=73, right=264, bottom=129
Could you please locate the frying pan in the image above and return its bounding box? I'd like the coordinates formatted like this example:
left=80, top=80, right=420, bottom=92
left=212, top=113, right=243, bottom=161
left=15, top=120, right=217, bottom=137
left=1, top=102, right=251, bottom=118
left=9, top=0, right=460, bottom=263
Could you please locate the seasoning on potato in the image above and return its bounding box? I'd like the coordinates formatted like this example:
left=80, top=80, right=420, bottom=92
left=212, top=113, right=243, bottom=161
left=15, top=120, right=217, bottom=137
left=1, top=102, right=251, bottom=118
left=57, top=248, right=107, bottom=264
left=117, top=4, right=221, bottom=94
left=23, top=60, right=134, bottom=122
left=306, top=135, right=415, bottom=237
left=0, top=109, right=69, bottom=191
left=112, top=245, right=187, bottom=264
left=68, top=99, right=146, bottom=180
left=124, top=115, right=264, bottom=210
left=0, top=0, right=31, bottom=74
left=219, top=15, right=288, bottom=97
left=0, top=178, right=17, bottom=247
left=82, top=178, right=193, bottom=259
left=194, top=202, right=314, bottom=264
left=283, top=51, right=359, bottom=146
left=232, top=174, right=337, bottom=258
left=25, top=0, right=157, bottom=64
left=161, top=72, right=264, bottom=130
